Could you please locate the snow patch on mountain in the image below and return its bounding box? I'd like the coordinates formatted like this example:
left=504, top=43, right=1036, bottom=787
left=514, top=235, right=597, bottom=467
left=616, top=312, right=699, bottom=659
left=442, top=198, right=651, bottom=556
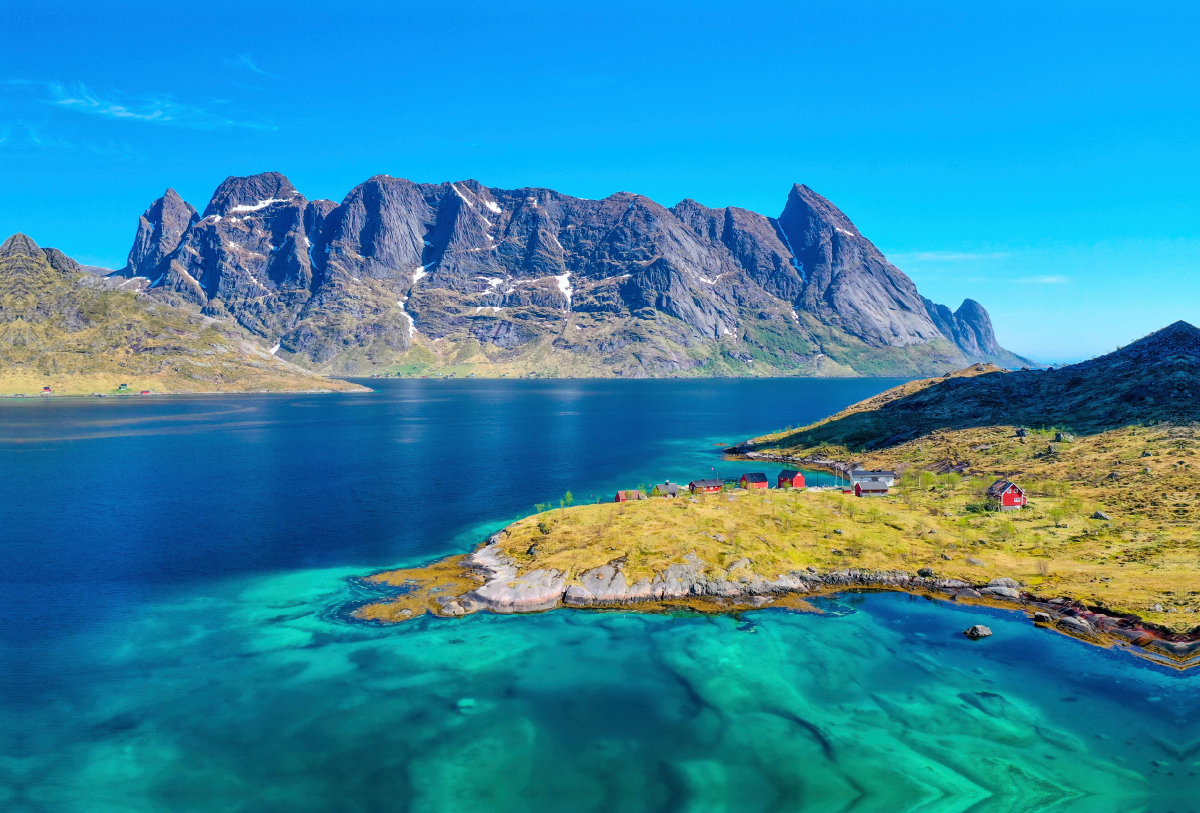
left=229, top=198, right=290, bottom=214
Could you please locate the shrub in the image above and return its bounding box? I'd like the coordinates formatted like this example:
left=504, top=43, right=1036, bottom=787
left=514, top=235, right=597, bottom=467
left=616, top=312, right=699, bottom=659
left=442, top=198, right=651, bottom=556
left=940, top=473, right=962, bottom=490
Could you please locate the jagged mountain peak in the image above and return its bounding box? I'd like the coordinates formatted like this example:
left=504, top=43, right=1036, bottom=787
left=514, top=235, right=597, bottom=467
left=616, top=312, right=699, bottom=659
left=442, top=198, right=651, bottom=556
left=786, top=184, right=860, bottom=236
left=160, top=187, right=190, bottom=206
left=203, top=171, right=303, bottom=217
left=125, top=189, right=199, bottom=278
left=0, top=232, right=41, bottom=258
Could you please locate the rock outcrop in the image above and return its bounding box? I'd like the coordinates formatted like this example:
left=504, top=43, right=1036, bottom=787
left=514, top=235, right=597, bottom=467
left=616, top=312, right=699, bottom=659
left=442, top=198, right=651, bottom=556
left=111, top=172, right=1029, bottom=376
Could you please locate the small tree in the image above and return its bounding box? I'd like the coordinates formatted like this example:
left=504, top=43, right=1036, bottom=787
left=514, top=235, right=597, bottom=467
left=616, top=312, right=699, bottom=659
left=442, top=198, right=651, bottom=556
left=994, top=519, right=1017, bottom=544
left=918, top=471, right=936, bottom=491
left=1047, top=506, right=1066, bottom=527
left=813, top=507, right=830, bottom=536
left=564, top=491, right=574, bottom=508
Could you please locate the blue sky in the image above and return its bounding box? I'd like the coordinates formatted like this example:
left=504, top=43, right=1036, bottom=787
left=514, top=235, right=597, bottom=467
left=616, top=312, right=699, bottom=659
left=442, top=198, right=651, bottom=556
left=3, top=0, right=1199, bottom=362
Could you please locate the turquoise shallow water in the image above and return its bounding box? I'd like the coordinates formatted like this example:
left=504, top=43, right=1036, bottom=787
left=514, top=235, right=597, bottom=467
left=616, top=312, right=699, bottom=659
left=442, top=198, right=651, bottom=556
left=13, top=569, right=1196, bottom=812
left=2, top=379, right=1198, bottom=812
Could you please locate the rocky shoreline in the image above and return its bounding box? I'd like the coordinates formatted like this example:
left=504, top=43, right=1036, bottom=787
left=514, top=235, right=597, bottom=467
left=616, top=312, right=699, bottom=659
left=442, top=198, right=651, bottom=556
left=370, top=532, right=1200, bottom=670
left=727, top=446, right=862, bottom=477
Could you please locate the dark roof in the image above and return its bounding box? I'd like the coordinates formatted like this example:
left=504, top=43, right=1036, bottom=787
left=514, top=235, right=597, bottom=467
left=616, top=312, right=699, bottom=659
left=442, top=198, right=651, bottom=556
left=985, top=479, right=1022, bottom=497
left=689, top=479, right=723, bottom=488
left=852, top=469, right=896, bottom=478
left=741, top=472, right=769, bottom=483
left=616, top=489, right=645, bottom=500
left=652, top=483, right=679, bottom=494
left=779, top=469, right=802, bottom=479
left=856, top=480, right=889, bottom=491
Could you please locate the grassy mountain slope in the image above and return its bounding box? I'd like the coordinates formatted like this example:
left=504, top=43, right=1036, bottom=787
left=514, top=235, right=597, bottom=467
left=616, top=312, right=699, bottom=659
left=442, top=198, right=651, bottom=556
left=0, top=234, right=365, bottom=395
left=750, top=321, right=1200, bottom=451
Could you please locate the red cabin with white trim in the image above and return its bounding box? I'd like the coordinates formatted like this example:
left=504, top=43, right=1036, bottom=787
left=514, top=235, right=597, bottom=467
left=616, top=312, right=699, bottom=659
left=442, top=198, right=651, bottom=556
left=986, top=480, right=1026, bottom=511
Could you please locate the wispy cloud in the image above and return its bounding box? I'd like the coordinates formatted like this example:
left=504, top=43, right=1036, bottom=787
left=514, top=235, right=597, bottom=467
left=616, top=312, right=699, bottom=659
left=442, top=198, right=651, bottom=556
left=1016, top=275, right=1071, bottom=284
left=0, top=120, right=143, bottom=159
left=225, top=54, right=274, bottom=77
left=3, top=80, right=275, bottom=131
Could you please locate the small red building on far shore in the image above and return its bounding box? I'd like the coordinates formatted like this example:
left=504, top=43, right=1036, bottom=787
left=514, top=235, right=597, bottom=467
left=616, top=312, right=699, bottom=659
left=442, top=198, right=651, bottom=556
left=614, top=490, right=646, bottom=503
left=777, top=469, right=805, bottom=489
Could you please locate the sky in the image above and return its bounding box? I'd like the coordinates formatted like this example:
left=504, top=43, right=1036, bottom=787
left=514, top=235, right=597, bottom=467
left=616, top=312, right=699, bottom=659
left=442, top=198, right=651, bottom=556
left=3, top=0, right=1199, bottom=362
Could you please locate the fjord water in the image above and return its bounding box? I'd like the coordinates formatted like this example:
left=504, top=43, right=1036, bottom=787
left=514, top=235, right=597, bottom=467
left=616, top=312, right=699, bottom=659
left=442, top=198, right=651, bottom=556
left=1, top=379, right=1195, bottom=812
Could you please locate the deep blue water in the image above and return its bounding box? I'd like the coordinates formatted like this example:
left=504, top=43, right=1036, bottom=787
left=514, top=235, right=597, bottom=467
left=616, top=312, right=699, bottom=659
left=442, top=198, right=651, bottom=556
left=2, top=379, right=1197, bottom=812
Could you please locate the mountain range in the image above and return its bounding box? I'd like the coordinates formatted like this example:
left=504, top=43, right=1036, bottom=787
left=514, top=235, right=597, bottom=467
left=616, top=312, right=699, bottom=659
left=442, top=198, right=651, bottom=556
left=109, top=173, right=1030, bottom=377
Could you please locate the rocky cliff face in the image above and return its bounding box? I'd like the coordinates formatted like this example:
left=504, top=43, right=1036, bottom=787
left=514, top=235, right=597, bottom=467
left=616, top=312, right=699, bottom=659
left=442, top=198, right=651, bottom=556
left=117, top=173, right=1029, bottom=376
left=125, top=189, right=198, bottom=279
left=922, top=297, right=1010, bottom=363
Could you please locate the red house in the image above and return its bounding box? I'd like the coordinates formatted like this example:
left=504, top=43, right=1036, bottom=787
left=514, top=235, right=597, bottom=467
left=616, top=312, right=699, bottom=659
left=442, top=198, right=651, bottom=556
left=140, top=390, right=151, bottom=396
left=853, top=479, right=889, bottom=497
left=985, top=480, right=1026, bottom=511
left=778, top=469, right=805, bottom=489
left=41, top=386, right=52, bottom=394
left=614, top=490, right=645, bottom=503
left=740, top=472, right=769, bottom=490
left=689, top=479, right=723, bottom=494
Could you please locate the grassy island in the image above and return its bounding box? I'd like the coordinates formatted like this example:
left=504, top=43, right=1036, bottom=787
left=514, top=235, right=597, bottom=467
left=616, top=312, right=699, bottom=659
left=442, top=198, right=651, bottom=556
left=356, top=323, right=1200, bottom=664
left=359, top=422, right=1196, bottom=625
